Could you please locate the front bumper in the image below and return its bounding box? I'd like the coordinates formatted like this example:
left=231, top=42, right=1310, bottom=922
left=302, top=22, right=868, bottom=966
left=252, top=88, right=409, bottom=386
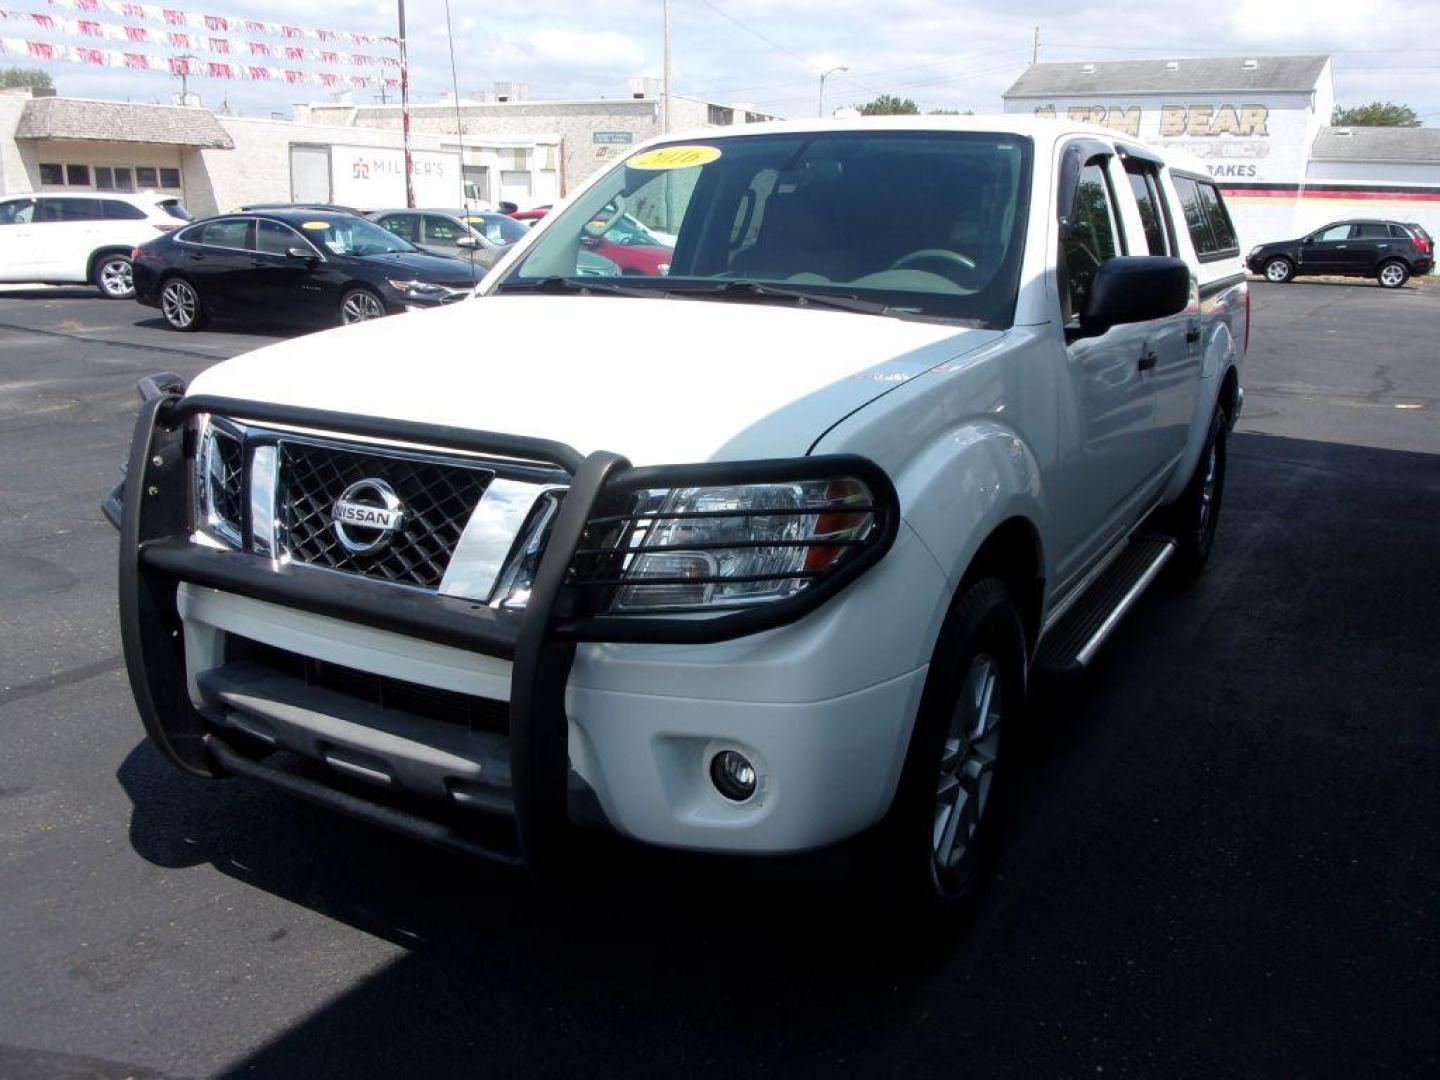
left=115, top=384, right=912, bottom=869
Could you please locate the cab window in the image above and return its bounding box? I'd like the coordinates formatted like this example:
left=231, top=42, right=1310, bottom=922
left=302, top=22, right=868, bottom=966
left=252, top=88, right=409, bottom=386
left=1063, top=160, right=1123, bottom=318
left=1124, top=161, right=1172, bottom=256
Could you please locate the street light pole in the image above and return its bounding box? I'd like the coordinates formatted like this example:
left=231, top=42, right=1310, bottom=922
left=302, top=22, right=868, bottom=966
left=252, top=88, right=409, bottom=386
left=818, top=65, right=848, bottom=118
left=662, top=0, right=671, bottom=134
left=398, top=0, right=415, bottom=208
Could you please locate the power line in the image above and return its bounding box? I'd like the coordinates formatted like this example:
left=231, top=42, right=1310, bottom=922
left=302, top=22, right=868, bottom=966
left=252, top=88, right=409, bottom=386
left=687, top=0, right=880, bottom=96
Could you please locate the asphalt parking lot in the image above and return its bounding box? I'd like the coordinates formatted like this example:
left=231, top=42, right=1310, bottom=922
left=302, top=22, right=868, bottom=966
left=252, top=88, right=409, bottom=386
left=0, top=280, right=1436, bottom=1078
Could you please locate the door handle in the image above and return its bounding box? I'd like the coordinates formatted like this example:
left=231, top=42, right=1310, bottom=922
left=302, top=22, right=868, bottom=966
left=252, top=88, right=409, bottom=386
left=1138, top=348, right=1158, bottom=372
left=1335, top=244, right=1347, bottom=249
left=187, top=253, right=205, bottom=261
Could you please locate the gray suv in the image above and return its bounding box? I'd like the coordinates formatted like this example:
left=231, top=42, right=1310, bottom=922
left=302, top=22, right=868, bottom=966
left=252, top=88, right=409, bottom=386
left=369, top=209, right=528, bottom=269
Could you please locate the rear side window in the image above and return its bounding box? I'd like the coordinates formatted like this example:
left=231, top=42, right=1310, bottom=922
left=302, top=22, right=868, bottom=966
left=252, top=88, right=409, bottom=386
left=376, top=213, right=418, bottom=243
left=1173, top=176, right=1239, bottom=260
left=1352, top=223, right=1389, bottom=239
left=101, top=200, right=147, bottom=220
left=194, top=218, right=253, bottom=249
left=423, top=215, right=464, bottom=243
left=1389, top=224, right=1412, bottom=239
left=38, top=198, right=103, bottom=222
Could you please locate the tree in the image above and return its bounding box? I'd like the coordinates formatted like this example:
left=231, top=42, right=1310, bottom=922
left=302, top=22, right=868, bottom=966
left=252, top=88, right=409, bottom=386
left=1332, top=101, right=1421, bottom=127
left=859, top=94, right=919, bottom=116
left=0, top=67, right=53, bottom=90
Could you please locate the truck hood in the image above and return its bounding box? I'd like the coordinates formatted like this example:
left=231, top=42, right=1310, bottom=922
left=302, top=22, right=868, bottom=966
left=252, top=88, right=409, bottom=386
left=185, top=294, right=998, bottom=465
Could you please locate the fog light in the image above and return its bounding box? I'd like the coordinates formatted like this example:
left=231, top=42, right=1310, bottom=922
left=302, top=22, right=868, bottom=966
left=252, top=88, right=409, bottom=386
left=710, top=750, right=757, bottom=802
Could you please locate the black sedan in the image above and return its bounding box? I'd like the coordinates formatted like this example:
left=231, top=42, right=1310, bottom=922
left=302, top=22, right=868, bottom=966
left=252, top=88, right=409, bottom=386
left=1246, top=219, right=1434, bottom=289
left=132, top=209, right=481, bottom=331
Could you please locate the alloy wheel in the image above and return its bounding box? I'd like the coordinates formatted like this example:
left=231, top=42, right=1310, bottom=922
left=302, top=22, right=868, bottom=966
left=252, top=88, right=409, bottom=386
left=98, top=257, right=133, bottom=298
left=1265, top=259, right=1291, bottom=283
left=341, top=291, right=385, bottom=324
left=933, top=653, right=1003, bottom=872
left=161, top=280, right=197, bottom=327
left=1379, top=263, right=1407, bottom=288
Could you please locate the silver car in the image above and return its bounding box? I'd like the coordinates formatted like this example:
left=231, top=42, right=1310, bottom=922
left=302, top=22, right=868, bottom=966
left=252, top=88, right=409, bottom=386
left=369, top=208, right=529, bottom=270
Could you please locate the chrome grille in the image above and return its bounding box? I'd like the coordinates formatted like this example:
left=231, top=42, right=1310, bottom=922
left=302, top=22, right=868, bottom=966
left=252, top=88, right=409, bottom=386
left=276, top=441, right=492, bottom=591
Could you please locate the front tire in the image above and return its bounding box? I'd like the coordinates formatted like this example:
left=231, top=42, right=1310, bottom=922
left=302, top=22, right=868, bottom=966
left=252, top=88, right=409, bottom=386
left=94, top=253, right=134, bottom=299
left=874, top=577, right=1027, bottom=923
left=159, top=277, right=207, bottom=331
left=1164, top=402, right=1228, bottom=576
left=1377, top=260, right=1409, bottom=289
left=340, top=288, right=386, bottom=325
left=1263, top=256, right=1294, bottom=283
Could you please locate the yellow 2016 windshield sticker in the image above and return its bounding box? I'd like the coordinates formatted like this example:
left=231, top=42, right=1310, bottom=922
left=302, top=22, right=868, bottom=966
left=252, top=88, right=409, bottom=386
left=301, top=221, right=330, bottom=230
left=627, top=145, right=721, bottom=171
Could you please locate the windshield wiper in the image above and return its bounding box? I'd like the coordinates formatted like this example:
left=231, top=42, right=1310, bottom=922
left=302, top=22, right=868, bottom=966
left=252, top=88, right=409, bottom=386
left=496, top=276, right=659, bottom=298
left=661, top=279, right=899, bottom=317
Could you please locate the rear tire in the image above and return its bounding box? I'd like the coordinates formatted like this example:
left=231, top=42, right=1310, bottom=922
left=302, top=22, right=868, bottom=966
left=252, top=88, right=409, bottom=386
left=340, top=287, right=386, bottom=325
left=1377, top=260, right=1409, bottom=289
left=870, top=577, right=1027, bottom=927
left=159, top=276, right=207, bottom=332
left=93, top=253, right=134, bottom=299
left=1263, top=257, right=1294, bottom=283
left=1164, top=402, right=1228, bottom=577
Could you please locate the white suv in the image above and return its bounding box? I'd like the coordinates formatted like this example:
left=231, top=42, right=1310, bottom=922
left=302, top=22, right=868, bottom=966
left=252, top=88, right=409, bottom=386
left=110, top=118, right=1247, bottom=918
left=0, top=191, right=189, bottom=298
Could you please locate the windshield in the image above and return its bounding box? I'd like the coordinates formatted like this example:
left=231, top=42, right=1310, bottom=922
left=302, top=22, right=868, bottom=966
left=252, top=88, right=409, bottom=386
left=501, top=131, right=1032, bottom=326
left=301, top=216, right=416, bottom=257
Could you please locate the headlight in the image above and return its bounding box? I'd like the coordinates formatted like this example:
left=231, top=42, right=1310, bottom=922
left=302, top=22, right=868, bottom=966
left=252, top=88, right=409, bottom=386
left=387, top=278, right=447, bottom=299
left=607, top=479, right=874, bottom=611
left=192, top=413, right=244, bottom=548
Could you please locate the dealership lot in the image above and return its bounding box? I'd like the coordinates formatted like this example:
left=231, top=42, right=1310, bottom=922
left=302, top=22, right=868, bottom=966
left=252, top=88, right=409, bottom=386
left=0, top=282, right=1435, bottom=1077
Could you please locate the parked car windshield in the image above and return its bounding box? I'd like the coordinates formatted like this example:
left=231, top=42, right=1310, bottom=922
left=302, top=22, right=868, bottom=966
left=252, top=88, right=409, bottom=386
left=500, top=130, right=1032, bottom=327
left=301, top=216, right=416, bottom=257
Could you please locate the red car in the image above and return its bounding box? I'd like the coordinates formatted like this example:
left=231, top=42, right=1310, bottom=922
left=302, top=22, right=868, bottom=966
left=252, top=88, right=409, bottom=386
left=509, top=205, right=673, bottom=276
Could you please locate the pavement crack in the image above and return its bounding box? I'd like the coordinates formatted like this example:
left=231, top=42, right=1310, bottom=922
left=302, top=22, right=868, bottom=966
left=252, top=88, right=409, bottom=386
left=0, top=320, right=219, bottom=360
left=0, top=655, right=125, bottom=708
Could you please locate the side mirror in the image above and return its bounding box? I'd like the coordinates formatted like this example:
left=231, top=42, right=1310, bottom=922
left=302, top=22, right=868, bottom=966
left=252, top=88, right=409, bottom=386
left=286, top=247, right=315, bottom=260
left=454, top=235, right=481, bottom=249
left=1303, top=236, right=1316, bottom=246
left=579, top=235, right=601, bottom=248
left=1078, top=256, right=1189, bottom=336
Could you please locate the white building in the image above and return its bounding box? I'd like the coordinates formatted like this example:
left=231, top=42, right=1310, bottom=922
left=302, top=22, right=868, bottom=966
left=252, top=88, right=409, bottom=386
left=1002, top=55, right=1440, bottom=256
left=0, top=87, right=562, bottom=215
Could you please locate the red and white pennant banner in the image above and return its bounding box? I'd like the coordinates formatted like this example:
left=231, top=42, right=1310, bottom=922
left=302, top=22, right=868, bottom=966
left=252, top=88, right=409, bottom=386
left=46, top=0, right=395, bottom=45
left=1, top=8, right=396, bottom=64
left=0, top=35, right=399, bottom=86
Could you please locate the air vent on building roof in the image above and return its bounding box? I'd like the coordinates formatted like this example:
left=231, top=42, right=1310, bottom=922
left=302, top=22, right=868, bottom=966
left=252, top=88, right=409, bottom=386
left=1333, top=128, right=1353, bottom=136
left=1081, top=63, right=1096, bottom=74
left=1165, top=60, right=1180, bottom=71
left=1242, top=58, right=1259, bottom=69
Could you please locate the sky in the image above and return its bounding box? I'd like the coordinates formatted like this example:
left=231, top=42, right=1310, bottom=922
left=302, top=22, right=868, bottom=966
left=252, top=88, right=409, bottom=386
left=7, top=0, right=1440, bottom=122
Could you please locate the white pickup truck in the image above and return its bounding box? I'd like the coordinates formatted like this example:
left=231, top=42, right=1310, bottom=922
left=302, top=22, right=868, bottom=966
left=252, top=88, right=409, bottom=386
left=111, top=118, right=1248, bottom=917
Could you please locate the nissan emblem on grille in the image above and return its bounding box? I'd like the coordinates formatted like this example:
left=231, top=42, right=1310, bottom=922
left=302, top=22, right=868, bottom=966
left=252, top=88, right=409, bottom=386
left=331, top=478, right=406, bottom=555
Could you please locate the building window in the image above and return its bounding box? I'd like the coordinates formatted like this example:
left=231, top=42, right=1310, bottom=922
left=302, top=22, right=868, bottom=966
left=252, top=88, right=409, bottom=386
left=39, top=163, right=64, bottom=185
left=160, top=167, right=181, bottom=189
left=708, top=104, right=734, bottom=126
left=136, top=166, right=159, bottom=188
left=95, top=166, right=114, bottom=191
left=65, top=164, right=90, bottom=186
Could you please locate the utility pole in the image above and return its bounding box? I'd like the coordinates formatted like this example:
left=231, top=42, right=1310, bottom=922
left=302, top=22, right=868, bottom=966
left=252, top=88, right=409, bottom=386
left=661, top=0, right=671, bottom=134
left=818, top=65, right=848, bottom=118
left=171, top=53, right=197, bottom=103
left=398, top=0, right=415, bottom=208
left=1031, top=26, right=1040, bottom=65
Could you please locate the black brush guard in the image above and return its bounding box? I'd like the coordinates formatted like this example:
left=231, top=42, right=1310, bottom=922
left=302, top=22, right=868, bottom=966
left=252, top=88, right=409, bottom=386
left=115, top=380, right=898, bottom=874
